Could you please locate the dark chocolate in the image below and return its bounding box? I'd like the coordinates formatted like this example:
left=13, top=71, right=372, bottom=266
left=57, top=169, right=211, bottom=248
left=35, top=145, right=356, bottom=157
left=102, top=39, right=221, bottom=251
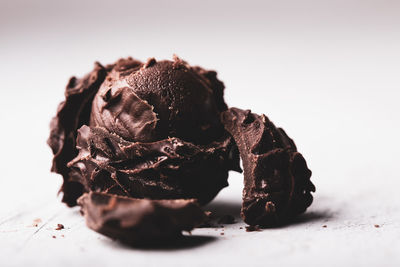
left=221, top=108, right=315, bottom=227
left=77, top=192, right=206, bottom=244
left=48, top=56, right=240, bottom=206
left=48, top=55, right=316, bottom=240
left=67, top=125, right=239, bottom=205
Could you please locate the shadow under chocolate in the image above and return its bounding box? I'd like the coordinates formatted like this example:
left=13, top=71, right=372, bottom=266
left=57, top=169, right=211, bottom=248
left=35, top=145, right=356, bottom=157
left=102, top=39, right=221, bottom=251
left=203, top=200, right=242, bottom=220
left=103, top=235, right=217, bottom=251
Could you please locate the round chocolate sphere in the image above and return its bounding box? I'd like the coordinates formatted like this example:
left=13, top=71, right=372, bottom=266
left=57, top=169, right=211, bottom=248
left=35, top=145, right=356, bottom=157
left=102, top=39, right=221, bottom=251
left=48, top=56, right=240, bottom=206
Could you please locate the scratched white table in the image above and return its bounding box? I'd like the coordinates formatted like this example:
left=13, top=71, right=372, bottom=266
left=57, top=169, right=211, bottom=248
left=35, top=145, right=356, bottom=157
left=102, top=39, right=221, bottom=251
left=1, top=171, right=400, bottom=267
left=1, top=0, right=400, bottom=266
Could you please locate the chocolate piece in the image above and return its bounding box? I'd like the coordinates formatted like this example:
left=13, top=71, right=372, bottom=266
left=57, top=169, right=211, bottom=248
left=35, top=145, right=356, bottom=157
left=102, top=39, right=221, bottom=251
left=77, top=192, right=207, bottom=244
left=55, top=224, right=64, bottom=230
left=221, top=108, right=315, bottom=227
left=48, top=56, right=240, bottom=206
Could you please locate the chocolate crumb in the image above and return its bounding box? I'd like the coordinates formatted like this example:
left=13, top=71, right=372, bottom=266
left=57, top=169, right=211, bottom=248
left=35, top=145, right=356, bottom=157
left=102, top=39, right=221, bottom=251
left=245, top=225, right=261, bottom=232
left=239, top=227, right=243, bottom=229
left=220, top=232, right=225, bottom=236
left=52, top=235, right=56, bottom=239
left=31, top=218, right=42, bottom=227
left=374, top=224, right=380, bottom=228
left=217, top=215, right=236, bottom=224
left=322, top=225, right=327, bottom=228
left=55, top=224, right=64, bottom=230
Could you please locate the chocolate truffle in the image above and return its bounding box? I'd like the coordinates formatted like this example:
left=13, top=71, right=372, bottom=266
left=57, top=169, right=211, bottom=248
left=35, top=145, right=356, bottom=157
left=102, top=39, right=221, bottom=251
left=48, top=55, right=316, bottom=237
left=221, top=108, right=315, bottom=227
left=48, top=56, right=240, bottom=206
left=78, top=192, right=206, bottom=244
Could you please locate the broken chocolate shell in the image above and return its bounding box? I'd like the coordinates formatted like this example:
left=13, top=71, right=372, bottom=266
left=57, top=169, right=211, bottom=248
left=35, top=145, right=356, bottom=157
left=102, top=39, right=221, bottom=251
left=77, top=192, right=207, bottom=244
left=221, top=108, right=315, bottom=227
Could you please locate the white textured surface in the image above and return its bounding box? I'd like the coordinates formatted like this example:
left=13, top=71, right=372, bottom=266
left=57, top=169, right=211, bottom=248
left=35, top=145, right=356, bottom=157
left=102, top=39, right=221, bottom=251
left=1, top=0, right=399, bottom=266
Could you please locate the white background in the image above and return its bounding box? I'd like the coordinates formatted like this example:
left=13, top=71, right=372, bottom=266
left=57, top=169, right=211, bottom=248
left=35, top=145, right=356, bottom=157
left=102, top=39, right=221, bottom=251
left=1, top=0, right=399, bottom=266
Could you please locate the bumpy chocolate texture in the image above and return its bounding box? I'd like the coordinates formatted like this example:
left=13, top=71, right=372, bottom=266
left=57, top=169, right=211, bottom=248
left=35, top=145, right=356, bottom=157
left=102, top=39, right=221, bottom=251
left=48, top=57, right=240, bottom=207
left=221, top=108, right=315, bottom=227
left=78, top=192, right=206, bottom=244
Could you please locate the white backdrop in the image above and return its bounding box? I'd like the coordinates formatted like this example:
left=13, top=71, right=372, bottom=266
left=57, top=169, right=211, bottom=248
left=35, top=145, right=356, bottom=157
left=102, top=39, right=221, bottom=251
left=1, top=0, right=399, bottom=266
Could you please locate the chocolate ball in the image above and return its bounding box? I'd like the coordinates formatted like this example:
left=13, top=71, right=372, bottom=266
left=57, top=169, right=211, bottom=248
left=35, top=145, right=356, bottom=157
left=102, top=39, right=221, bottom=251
left=90, top=57, right=226, bottom=144
left=48, top=56, right=240, bottom=206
